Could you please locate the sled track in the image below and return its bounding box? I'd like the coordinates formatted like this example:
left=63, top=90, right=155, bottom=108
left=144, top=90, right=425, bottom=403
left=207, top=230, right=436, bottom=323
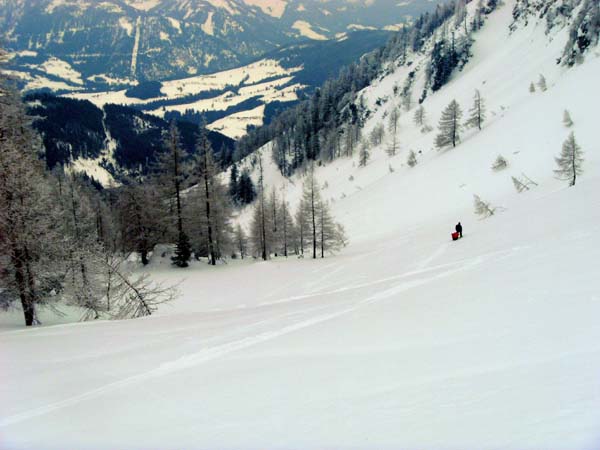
left=0, top=247, right=522, bottom=428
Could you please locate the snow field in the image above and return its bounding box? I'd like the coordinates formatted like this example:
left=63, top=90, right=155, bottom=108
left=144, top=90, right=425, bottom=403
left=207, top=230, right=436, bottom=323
left=1, top=0, right=600, bottom=448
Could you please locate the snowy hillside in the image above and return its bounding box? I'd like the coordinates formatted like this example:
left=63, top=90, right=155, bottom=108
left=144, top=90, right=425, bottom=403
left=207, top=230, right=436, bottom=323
left=1, top=0, right=600, bottom=448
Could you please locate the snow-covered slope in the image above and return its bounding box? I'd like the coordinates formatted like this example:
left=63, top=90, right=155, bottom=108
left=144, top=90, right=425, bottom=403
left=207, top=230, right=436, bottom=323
left=2, top=1, right=600, bottom=448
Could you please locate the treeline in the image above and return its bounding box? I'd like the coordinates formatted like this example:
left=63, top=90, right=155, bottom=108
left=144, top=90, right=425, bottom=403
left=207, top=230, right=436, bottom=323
left=232, top=1, right=499, bottom=176
left=245, top=156, right=346, bottom=261
left=1, top=75, right=346, bottom=326
left=1, top=83, right=176, bottom=326
left=25, top=94, right=235, bottom=175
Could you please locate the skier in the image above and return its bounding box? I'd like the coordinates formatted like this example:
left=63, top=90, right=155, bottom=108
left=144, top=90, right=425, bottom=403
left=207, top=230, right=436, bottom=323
left=455, top=222, right=463, bottom=238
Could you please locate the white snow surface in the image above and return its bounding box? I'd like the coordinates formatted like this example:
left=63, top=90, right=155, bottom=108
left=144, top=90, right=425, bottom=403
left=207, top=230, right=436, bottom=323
left=2, top=1, right=600, bottom=448
left=292, top=20, right=329, bottom=40
left=66, top=58, right=303, bottom=138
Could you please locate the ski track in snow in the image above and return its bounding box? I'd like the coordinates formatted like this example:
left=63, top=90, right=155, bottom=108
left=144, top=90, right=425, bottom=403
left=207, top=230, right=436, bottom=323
left=0, top=246, right=521, bottom=428
left=416, top=242, right=449, bottom=270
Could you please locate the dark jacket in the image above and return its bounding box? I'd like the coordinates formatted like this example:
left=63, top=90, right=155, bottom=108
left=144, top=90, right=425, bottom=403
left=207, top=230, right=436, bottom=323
left=455, top=223, right=462, bottom=233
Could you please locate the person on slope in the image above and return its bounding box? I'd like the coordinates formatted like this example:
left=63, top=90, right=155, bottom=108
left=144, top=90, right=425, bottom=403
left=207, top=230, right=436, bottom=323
left=455, top=222, right=463, bottom=238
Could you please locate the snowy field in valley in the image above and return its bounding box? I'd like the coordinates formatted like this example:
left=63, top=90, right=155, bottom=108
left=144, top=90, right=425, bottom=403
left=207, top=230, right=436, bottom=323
left=2, top=0, right=600, bottom=448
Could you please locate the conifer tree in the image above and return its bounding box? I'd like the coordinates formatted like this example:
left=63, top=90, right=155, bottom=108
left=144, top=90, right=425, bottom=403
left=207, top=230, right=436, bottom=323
left=294, top=200, right=308, bottom=257
left=435, top=99, right=463, bottom=149
left=491, top=155, right=508, bottom=171
left=537, top=74, right=547, bottom=91
left=280, top=199, right=295, bottom=257
left=413, top=105, right=426, bottom=127
left=407, top=150, right=418, bottom=167
left=194, top=124, right=220, bottom=265
left=301, top=164, right=321, bottom=259
left=554, top=132, right=584, bottom=186
left=117, top=178, right=164, bottom=265
left=511, top=173, right=538, bottom=193
left=229, top=163, right=240, bottom=203
left=237, top=170, right=257, bottom=205
left=563, top=109, right=574, bottom=127
left=0, top=84, right=59, bottom=325
left=250, top=154, right=270, bottom=260
left=359, top=142, right=371, bottom=167
left=473, top=194, right=496, bottom=218
left=529, top=82, right=536, bottom=93
left=234, top=224, right=248, bottom=259
left=387, top=107, right=400, bottom=156
left=465, top=89, right=486, bottom=130
left=158, top=122, right=191, bottom=267
left=56, top=174, right=110, bottom=320
left=316, top=200, right=347, bottom=258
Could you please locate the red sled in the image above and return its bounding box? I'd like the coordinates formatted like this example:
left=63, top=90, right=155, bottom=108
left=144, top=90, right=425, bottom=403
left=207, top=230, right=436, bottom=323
left=451, top=232, right=460, bottom=241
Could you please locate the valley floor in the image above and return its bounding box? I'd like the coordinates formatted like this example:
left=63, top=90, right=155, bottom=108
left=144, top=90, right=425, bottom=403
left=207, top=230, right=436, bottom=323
left=2, top=175, right=600, bottom=449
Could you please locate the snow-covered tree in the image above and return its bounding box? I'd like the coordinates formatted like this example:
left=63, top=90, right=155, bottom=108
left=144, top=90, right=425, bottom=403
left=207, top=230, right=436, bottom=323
left=563, top=109, right=574, bottom=127
left=369, top=123, right=385, bottom=147
left=0, top=84, right=61, bottom=325
left=344, top=123, right=361, bottom=157
left=465, top=89, right=486, bottom=130
left=529, top=82, right=536, bottom=93
left=511, top=173, right=538, bottom=193
left=359, top=142, right=371, bottom=167
left=117, top=179, right=164, bottom=265
left=435, top=100, right=463, bottom=149
left=157, top=122, right=191, bottom=267
left=387, top=107, right=400, bottom=156
left=537, top=74, right=547, bottom=92
left=280, top=199, right=295, bottom=257
left=193, top=125, right=221, bottom=265
left=473, top=194, right=496, bottom=218
left=407, top=150, right=418, bottom=167
left=234, top=224, right=248, bottom=259
left=491, top=155, right=508, bottom=171
left=414, top=105, right=426, bottom=128
left=103, top=255, right=177, bottom=320
left=267, top=188, right=282, bottom=255
left=454, top=0, right=467, bottom=30
left=300, top=164, right=322, bottom=259
left=249, top=154, right=271, bottom=260
left=554, top=132, right=584, bottom=186
left=294, top=199, right=309, bottom=257
left=316, top=200, right=347, bottom=258
left=511, top=176, right=529, bottom=193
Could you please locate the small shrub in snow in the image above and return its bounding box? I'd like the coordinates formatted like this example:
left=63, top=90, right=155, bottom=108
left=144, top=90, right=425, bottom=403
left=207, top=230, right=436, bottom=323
left=563, top=109, right=574, bottom=127
left=529, top=82, right=536, bottom=93
left=387, top=108, right=400, bottom=156
left=473, top=194, right=496, bottom=218
left=359, top=144, right=370, bottom=167
left=369, top=124, right=385, bottom=147
left=348, top=175, right=354, bottom=182
left=389, top=164, right=395, bottom=173
left=537, top=74, right=547, bottom=92
left=491, top=155, right=508, bottom=171
left=414, top=105, right=426, bottom=127
left=407, top=150, right=418, bottom=167
left=511, top=173, right=538, bottom=193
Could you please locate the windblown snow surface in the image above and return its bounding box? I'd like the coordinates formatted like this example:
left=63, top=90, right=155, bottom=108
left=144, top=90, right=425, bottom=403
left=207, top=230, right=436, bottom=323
left=2, top=1, right=600, bottom=449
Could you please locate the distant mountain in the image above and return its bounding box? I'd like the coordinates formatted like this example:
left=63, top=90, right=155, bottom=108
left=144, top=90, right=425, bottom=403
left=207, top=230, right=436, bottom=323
left=1, top=0, right=441, bottom=86
left=47, top=30, right=393, bottom=140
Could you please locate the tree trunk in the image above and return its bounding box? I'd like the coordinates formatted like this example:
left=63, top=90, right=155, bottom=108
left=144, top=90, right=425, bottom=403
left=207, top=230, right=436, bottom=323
left=13, top=247, right=35, bottom=326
